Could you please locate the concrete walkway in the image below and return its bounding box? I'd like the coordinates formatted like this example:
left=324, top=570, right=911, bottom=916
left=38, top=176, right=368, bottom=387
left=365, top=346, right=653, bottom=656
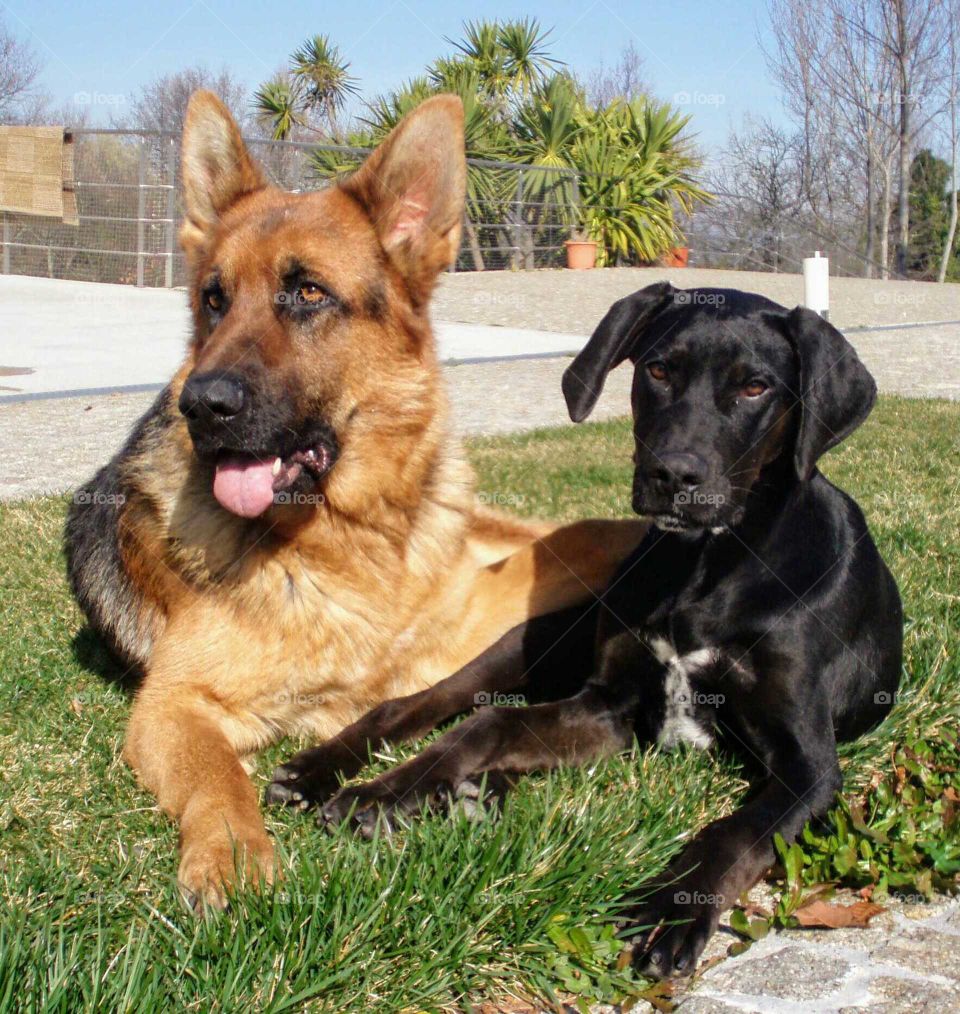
left=5, top=269, right=960, bottom=399
left=0, top=275, right=585, bottom=397
left=2, top=328, right=958, bottom=500
left=3, top=268, right=959, bottom=501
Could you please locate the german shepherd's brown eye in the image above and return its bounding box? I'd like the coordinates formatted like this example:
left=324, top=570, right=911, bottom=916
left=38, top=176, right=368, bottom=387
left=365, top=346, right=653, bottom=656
left=295, top=282, right=330, bottom=306
left=742, top=379, right=768, bottom=398
left=647, top=362, right=668, bottom=382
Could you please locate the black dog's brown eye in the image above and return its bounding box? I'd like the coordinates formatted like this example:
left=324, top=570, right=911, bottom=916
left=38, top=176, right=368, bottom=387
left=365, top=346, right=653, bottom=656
left=742, top=379, right=768, bottom=398
left=647, top=362, right=668, bottom=381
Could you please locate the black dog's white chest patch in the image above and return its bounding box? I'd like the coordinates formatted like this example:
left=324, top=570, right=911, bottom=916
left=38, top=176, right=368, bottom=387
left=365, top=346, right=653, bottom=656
left=648, top=637, right=718, bottom=750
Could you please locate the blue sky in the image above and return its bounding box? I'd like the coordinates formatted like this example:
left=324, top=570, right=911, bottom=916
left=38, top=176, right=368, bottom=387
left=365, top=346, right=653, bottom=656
left=2, top=0, right=785, bottom=153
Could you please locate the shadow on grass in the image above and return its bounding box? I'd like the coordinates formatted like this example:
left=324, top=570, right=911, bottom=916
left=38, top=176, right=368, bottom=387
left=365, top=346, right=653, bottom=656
left=71, top=625, right=141, bottom=692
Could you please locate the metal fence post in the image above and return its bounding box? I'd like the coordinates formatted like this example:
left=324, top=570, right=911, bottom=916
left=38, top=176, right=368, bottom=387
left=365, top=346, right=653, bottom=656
left=1, top=213, right=9, bottom=274
left=136, top=136, right=146, bottom=287
left=165, top=135, right=176, bottom=287
left=512, top=169, right=523, bottom=270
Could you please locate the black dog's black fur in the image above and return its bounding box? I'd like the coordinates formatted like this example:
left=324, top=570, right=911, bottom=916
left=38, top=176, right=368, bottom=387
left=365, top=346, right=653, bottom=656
left=267, top=285, right=903, bottom=978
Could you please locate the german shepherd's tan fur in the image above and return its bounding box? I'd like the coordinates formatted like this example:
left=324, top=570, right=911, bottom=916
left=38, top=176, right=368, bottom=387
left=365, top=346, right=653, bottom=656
left=65, top=91, right=647, bottom=906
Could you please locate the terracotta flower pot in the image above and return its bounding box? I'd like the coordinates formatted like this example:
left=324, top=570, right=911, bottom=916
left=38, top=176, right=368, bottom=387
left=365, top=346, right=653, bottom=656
left=661, top=246, right=689, bottom=268
left=565, top=240, right=597, bottom=269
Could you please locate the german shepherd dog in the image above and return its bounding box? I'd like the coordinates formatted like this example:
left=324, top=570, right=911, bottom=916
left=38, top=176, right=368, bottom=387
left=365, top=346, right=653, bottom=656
left=64, top=91, right=647, bottom=907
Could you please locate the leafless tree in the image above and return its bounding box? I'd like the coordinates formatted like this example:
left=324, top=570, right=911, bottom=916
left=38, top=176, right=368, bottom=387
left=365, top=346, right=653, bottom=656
left=0, top=17, right=48, bottom=123
left=764, top=0, right=949, bottom=279
left=118, top=66, right=250, bottom=135
left=766, top=0, right=889, bottom=276
left=710, top=118, right=805, bottom=271
left=585, top=41, right=649, bottom=107
left=877, top=0, right=948, bottom=275
left=938, top=1, right=959, bottom=282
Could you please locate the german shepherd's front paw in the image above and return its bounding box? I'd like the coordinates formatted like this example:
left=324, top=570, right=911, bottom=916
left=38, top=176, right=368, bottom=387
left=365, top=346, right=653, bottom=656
left=177, top=831, right=275, bottom=913
left=265, top=748, right=343, bottom=809
left=621, top=880, right=723, bottom=979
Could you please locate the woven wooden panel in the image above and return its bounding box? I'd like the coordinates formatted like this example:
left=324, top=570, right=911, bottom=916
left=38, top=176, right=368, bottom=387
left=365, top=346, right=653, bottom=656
left=0, top=126, right=77, bottom=224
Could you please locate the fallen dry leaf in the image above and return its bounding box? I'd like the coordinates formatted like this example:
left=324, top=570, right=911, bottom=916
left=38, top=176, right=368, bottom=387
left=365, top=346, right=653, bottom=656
left=794, top=898, right=885, bottom=929
left=742, top=902, right=772, bottom=919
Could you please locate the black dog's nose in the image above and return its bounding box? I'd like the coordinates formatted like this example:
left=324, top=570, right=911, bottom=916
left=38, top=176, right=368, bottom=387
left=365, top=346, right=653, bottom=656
left=652, top=452, right=709, bottom=490
left=179, top=373, right=246, bottom=421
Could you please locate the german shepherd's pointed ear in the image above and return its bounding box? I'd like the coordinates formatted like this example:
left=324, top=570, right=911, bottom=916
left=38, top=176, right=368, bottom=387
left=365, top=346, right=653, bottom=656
left=562, top=282, right=676, bottom=422
left=180, top=90, right=265, bottom=258
left=782, top=306, right=877, bottom=480
left=342, top=95, right=466, bottom=306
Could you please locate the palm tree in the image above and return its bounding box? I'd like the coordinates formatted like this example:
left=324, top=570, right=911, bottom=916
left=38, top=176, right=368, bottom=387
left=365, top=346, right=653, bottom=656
left=572, top=100, right=712, bottom=265
left=447, top=20, right=504, bottom=91
left=291, top=35, right=359, bottom=135
left=350, top=69, right=510, bottom=271
left=359, top=77, right=437, bottom=139
left=497, top=18, right=563, bottom=98
left=513, top=73, right=582, bottom=173
left=297, top=19, right=711, bottom=269
left=253, top=77, right=302, bottom=141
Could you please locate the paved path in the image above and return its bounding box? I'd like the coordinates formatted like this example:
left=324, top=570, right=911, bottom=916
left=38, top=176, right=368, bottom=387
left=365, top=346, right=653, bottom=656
left=0, top=357, right=636, bottom=500
left=4, top=268, right=960, bottom=399
left=2, top=320, right=959, bottom=501
left=433, top=266, right=960, bottom=332
left=3, top=268, right=960, bottom=500
left=673, top=891, right=960, bottom=1013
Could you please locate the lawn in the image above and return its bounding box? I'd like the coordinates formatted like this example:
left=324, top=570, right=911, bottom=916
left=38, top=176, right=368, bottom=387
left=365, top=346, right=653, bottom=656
left=1, top=397, right=958, bottom=1012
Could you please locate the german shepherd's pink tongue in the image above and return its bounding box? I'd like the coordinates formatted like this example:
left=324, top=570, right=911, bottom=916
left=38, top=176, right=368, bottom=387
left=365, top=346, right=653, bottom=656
left=213, top=455, right=279, bottom=518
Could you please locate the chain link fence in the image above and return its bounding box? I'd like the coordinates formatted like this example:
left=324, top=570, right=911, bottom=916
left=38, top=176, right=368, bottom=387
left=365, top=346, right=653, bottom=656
left=0, top=129, right=581, bottom=287
left=0, top=129, right=878, bottom=286
left=681, top=186, right=885, bottom=279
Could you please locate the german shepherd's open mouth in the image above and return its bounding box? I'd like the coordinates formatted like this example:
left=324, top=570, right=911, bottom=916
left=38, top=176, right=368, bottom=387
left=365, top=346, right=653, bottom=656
left=210, top=441, right=337, bottom=517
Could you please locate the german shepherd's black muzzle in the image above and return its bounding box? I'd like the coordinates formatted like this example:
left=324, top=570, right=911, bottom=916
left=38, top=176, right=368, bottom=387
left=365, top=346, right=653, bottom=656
left=178, top=368, right=339, bottom=518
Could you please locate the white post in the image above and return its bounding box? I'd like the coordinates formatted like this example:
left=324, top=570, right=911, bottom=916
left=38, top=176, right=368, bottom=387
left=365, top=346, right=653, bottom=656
left=802, top=251, right=830, bottom=320
left=136, top=136, right=146, bottom=287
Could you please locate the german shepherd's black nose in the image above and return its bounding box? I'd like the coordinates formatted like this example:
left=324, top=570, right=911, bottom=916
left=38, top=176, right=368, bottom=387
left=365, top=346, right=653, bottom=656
left=179, top=373, right=246, bottom=422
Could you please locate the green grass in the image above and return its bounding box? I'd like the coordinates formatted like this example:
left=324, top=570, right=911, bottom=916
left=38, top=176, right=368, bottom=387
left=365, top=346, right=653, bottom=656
left=1, top=396, right=958, bottom=1012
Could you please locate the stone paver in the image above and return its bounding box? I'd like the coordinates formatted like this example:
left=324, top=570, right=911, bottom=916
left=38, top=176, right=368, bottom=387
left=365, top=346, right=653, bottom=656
left=672, top=893, right=960, bottom=1013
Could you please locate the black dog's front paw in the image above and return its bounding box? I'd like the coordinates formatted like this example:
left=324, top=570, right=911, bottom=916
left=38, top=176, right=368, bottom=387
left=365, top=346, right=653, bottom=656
left=320, top=770, right=510, bottom=838
left=622, top=881, right=724, bottom=979
left=264, top=746, right=345, bottom=809
left=319, top=779, right=412, bottom=837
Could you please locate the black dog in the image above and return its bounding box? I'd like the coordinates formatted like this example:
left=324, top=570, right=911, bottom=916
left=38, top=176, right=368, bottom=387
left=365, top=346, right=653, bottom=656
left=267, top=284, right=903, bottom=978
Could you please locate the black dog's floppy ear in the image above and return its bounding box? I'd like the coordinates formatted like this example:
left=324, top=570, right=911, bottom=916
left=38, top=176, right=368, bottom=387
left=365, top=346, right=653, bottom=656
left=783, top=306, right=877, bottom=480
left=562, top=282, right=675, bottom=422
